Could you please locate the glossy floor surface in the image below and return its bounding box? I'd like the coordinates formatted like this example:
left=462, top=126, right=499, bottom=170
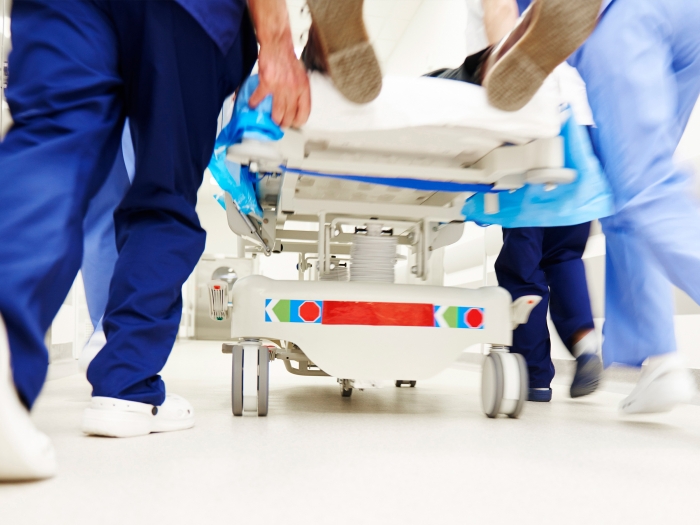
left=2, top=341, right=700, bottom=525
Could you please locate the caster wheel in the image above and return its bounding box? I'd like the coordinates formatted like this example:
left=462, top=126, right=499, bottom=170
left=395, top=380, right=417, bottom=388
left=481, top=352, right=528, bottom=419
left=232, top=343, right=269, bottom=417
left=341, top=388, right=353, bottom=398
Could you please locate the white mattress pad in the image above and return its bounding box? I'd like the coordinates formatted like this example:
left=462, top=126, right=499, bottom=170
left=300, top=72, right=561, bottom=166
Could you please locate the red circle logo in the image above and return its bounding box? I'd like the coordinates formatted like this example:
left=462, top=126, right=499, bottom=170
left=465, top=308, right=484, bottom=328
left=299, top=301, right=321, bottom=323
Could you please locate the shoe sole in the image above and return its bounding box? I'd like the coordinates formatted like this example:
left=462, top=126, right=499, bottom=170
left=570, top=379, right=600, bottom=398
left=82, top=409, right=195, bottom=438
left=307, top=0, right=382, bottom=104
left=528, top=390, right=552, bottom=402
left=570, top=358, right=603, bottom=398
left=484, top=0, right=602, bottom=111
left=82, top=408, right=153, bottom=438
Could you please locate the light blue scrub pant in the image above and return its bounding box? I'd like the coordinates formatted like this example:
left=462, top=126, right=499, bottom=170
left=570, top=0, right=700, bottom=367
left=82, top=123, right=135, bottom=331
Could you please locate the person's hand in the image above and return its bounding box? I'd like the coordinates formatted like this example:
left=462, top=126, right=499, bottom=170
left=249, top=44, right=311, bottom=128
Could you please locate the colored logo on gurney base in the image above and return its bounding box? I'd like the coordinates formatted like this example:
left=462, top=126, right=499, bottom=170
left=434, top=306, right=484, bottom=330
left=265, top=299, right=484, bottom=329
left=265, top=299, right=322, bottom=324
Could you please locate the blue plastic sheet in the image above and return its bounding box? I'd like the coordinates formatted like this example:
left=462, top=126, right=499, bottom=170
left=214, top=77, right=614, bottom=229
left=461, top=111, right=615, bottom=227
left=207, top=75, right=283, bottom=218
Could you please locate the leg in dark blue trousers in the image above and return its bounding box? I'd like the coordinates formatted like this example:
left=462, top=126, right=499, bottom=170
left=0, top=0, right=125, bottom=408
left=541, top=223, right=595, bottom=350
left=495, top=228, right=553, bottom=389
left=88, top=2, right=257, bottom=406
left=0, top=0, right=257, bottom=408
left=495, top=224, right=594, bottom=389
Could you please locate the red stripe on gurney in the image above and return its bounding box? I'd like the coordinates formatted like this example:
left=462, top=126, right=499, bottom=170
left=322, top=301, right=434, bottom=327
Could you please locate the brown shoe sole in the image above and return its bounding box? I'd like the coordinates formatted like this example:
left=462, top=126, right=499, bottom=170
left=307, top=0, right=382, bottom=104
left=484, top=0, right=602, bottom=112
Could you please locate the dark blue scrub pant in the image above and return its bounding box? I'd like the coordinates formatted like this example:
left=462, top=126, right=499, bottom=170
left=0, top=0, right=257, bottom=408
left=495, top=224, right=595, bottom=388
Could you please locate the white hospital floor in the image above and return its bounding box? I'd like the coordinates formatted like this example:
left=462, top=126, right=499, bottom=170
left=3, top=341, right=700, bottom=525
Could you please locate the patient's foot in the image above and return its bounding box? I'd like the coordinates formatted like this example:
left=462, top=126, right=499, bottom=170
left=483, top=0, right=602, bottom=111
left=301, top=0, right=382, bottom=104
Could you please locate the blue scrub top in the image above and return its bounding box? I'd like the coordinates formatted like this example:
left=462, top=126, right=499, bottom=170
left=174, top=0, right=250, bottom=54
left=516, top=0, right=614, bottom=16
left=516, top=0, right=530, bottom=14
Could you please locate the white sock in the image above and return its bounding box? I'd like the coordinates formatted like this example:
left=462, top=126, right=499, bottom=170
left=572, top=331, right=599, bottom=358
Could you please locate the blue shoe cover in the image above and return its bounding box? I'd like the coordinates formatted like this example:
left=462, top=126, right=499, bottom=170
left=570, top=353, right=602, bottom=398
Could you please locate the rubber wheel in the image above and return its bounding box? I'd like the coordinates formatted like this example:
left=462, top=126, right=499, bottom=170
left=341, top=388, right=353, bottom=397
left=257, top=348, right=269, bottom=416
left=507, top=353, right=528, bottom=419
left=481, top=353, right=504, bottom=418
left=395, top=380, right=402, bottom=388
left=409, top=381, right=417, bottom=388
left=232, top=346, right=244, bottom=416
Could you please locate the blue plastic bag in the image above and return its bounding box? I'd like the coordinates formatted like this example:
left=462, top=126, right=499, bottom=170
left=207, top=75, right=283, bottom=218
left=461, top=112, right=615, bottom=227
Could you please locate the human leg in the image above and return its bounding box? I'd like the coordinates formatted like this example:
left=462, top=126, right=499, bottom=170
left=541, top=223, right=594, bottom=348
left=0, top=0, right=124, bottom=479
left=483, top=0, right=602, bottom=111
left=495, top=228, right=555, bottom=397
left=574, top=0, right=700, bottom=365
left=0, top=0, right=123, bottom=409
left=425, top=0, right=601, bottom=111
left=79, top=123, right=135, bottom=373
left=573, top=0, right=700, bottom=412
left=84, top=1, right=257, bottom=410
left=82, top=123, right=135, bottom=329
left=424, top=48, right=491, bottom=85
left=541, top=223, right=602, bottom=397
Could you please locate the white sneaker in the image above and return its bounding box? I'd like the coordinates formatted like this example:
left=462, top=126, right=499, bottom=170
left=82, top=394, right=195, bottom=438
left=620, top=354, right=696, bottom=415
left=0, top=315, right=57, bottom=481
left=79, top=327, right=106, bottom=375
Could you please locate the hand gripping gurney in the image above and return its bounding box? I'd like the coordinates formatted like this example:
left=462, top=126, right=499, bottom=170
left=207, top=72, right=613, bottom=419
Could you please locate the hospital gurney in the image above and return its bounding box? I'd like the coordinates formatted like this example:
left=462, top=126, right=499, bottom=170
left=208, top=73, right=604, bottom=419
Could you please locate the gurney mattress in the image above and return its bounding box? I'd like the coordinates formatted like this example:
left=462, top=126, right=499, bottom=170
left=301, top=73, right=561, bottom=166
